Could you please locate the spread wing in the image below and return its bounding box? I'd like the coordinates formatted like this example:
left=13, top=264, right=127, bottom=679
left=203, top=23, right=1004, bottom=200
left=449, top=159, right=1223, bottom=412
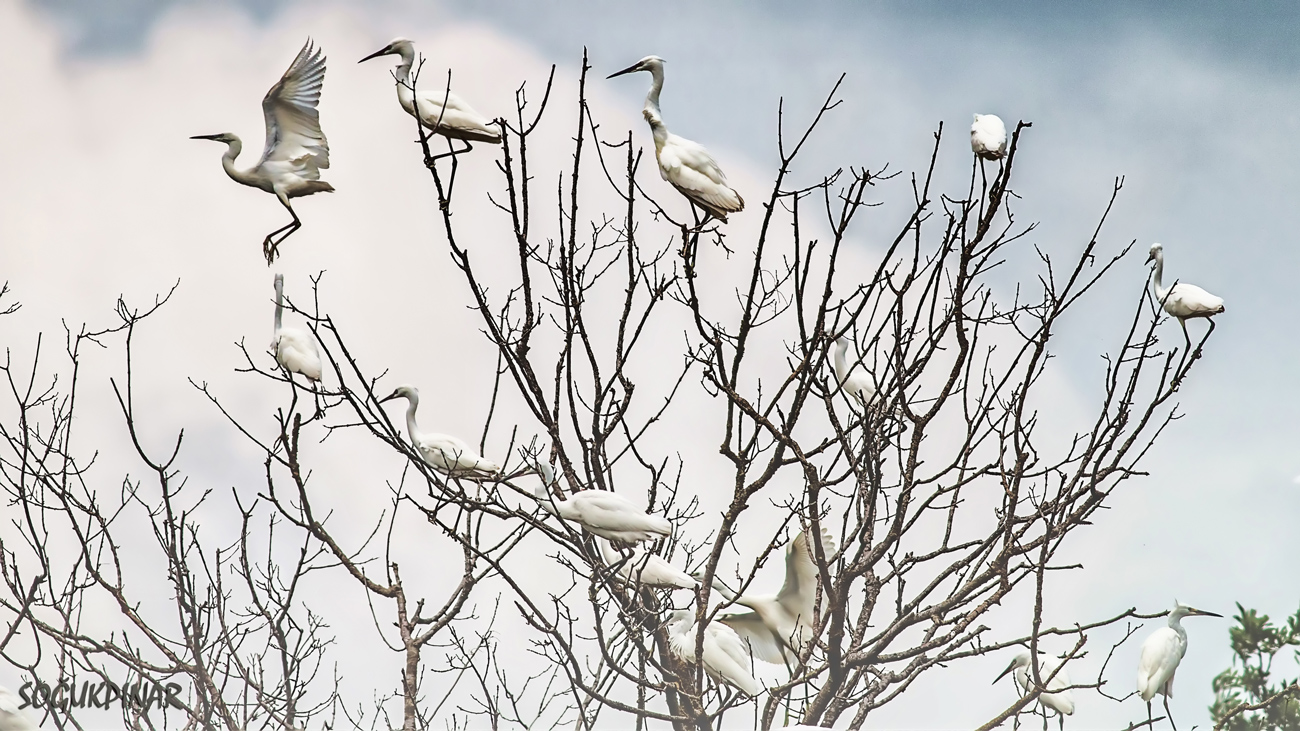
left=260, top=40, right=330, bottom=176
left=718, top=611, right=791, bottom=665
left=777, top=527, right=836, bottom=620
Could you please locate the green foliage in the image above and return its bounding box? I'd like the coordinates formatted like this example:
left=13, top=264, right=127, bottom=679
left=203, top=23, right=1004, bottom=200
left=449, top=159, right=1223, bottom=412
left=1210, top=602, right=1300, bottom=731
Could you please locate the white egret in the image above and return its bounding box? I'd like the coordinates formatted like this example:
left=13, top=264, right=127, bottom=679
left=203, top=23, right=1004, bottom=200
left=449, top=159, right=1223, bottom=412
left=1146, top=243, right=1225, bottom=346
left=1137, top=601, right=1221, bottom=731
left=711, top=527, right=837, bottom=665
left=0, top=686, right=34, bottom=731
left=271, top=274, right=322, bottom=382
left=379, top=385, right=500, bottom=479
left=359, top=38, right=502, bottom=159
left=193, top=40, right=333, bottom=264
left=607, top=56, right=744, bottom=223
left=833, top=336, right=878, bottom=406
left=971, top=114, right=1008, bottom=160
left=531, top=466, right=672, bottom=544
left=994, top=651, right=1075, bottom=730
left=599, top=537, right=697, bottom=590
left=667, top=609, right=762, bottom=697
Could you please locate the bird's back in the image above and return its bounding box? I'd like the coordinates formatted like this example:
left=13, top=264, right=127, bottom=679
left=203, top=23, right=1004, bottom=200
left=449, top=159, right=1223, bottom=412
left=656, top=133, right=743, bottom=219
left=1137, top=627, right=1184, bottom=701
left=1164, top=282, right=1225, bottom=319
left=275, top=327, right=322, bottom=380
left=414, top=89, right=502, bottom=143
left=575, top=491, right=670, bottom=533
left=419, top=433, right=499, bottom=476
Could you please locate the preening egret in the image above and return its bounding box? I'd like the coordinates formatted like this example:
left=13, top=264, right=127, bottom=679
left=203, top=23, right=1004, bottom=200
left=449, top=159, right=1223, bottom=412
left=599, top=538, right=697, bottom=590
left=971, top=114, right=1008, bottom=160
left=711, top=527, right=837, bottom=665
left=380, top=385, right=501, bottom=479
left=994, top=651, right=1075, bottom=730
left=0, top=686, right=34, bottom=731
left=1137, top=601, right=1222, bottom=731
left=1146, top=243, right=1224, bottom=346
left=667, top=609, right=762, bottom=697
left=271, top=274, right=322, bottom=382
left=531, top=462, right=672, bottom=544
left=833, top=336, right=878, bottom=406
left=359, top=38, right=502, bottom=159
left=607, top=56, right=744, bottom=223
left=193, top=40, right=333, bottom=264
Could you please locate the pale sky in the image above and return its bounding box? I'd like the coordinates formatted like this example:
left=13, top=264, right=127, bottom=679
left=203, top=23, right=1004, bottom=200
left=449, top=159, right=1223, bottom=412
left=2, top=0, right=1298, bottom=728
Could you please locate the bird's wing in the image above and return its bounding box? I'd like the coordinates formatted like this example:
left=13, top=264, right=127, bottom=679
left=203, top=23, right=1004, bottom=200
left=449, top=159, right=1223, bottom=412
left=629, top=554, right=697, bottom=589
left=415, top=90, right=502, bottom=142
left=421, top=434, right=498, bottom=474
left=260, top=40, right=330, bottom=176
left=275, top=328, right=323, bottom=380
left=705, top=624, right=762, bottom=696
left=0, top=689, right=35, bottom=730
left=718, top=611, right=790, bottom=665
left=658, top=136, right=744, bottom=216
left=777, top=527, right=836, bottom=619
left=575, top=492, right=671, bottom=534
left=1137, top=628, right=1182, bottom=700
left=1166, top=283, right=1224, bottom=316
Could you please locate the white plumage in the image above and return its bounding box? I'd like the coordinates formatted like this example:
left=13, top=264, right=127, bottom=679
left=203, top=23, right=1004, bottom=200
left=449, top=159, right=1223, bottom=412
left=532, top=461, right=672, bottom=544
left=608, top=56, right=743, bottom=222
left=271, top=274, right=322, bottom=382
left=599, top=538, right=697, bottom=590
left=380, top=385, right=500, bottom=479
left=0, top=686, right=34, bottom=731
left=971, top=113, right=1008, bottom=160
left=1146, top=243, right=1224, bottom=344
left=994, top=651, right=1075, bottom=724
left=833, top=336, right=877, bottom=406
left=667, top=609, right=762, bottom=697
left=193, top=40, right=333, bottom=264
left=360, top=38, right=502, bottom=146
left=1136, top=601, right=1221, bottom=728
left=712, top=527, right=837, bottom=665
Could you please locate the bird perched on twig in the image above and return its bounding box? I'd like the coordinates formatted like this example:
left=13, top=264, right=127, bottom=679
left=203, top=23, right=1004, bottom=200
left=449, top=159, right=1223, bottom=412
left=1137, top=600, right=1222, bottom=731
left=193, top=40, right=333, bottom=264
left=270, top=274, right=322, bottom=382
left=531, top=460, right=672, bottom=544
left=971, top=113, right=1008, bottom=160
left=994, top=650, right=1075, bottom=730
left=666, top=608, right=762, bottom=697
left=379, top=385, right=500, bottom=479
left=1146, top=243, right=1224, bottom=348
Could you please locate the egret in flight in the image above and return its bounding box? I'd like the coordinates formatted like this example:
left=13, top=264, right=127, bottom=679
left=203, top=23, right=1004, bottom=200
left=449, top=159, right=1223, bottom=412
left=971, top=114, right=1008, bottom=160
left=0, top=686, right=35, bottom=731
left=667, top=609, right=762, bottom=697
left=271, top=274, right=322, bottom=382
left=599, top=538, right=697, bottom=590
left=710, top=527, right=837, bottom=666
left=1146, top=243, right=1225, bottom=347
left=192, top=40, right=333, bottom=264
left=994, top=651, right=1075, bottom=730
left=1137, top=601, right=1222, bottom=731
left=359, top=38, right=502, bottom=159
left=380, top=385, right=500, bottom=479
left=607, top=56, right=744, bottom=224
left=532, top=460, right=672, bottom=544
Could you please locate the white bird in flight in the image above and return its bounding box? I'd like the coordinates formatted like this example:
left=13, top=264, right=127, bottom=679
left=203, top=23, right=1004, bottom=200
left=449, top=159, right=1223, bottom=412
left=666, top=609, right=762, bottom=697
left=0, top=686, right=35, bottom=731
left=1146, top=243, right=1225, bottom=347
left=994, top=651, right=1075, bottom=730
left=710, top=527, right=837, bottom=666
left=599, top=537, right=697, bottom=590
left=607, top=56, right=744, bottom=223
left=971, top=113, right=1008, bottom=160
left=359, top=38, right=502, bottom=159
left=193, top=40, right=333, bottom=264
left=380, top=385, right=500, bottom=479
left=271, top=274, right=322, bottom=382
left=532, top=460, right=672, bottom=544
left=1137, top=601, right=1221, bottom=731
left=833, top=336, right=878, bottom=407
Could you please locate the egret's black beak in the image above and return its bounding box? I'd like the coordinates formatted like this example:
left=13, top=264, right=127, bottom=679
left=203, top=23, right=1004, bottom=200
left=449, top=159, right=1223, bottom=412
left=190, top=134, right=223, bottom=141
left=993, top=662, right=1015, bottom=684
left=606, top=63, right=642, bottom=79
left=378, top=390, right=399, bottom=403
left=359, top=47, right=391, bottom=64
left=1190, top=608, right=1223, bottom=618
left=1145, top=252, right=1156, bottom=264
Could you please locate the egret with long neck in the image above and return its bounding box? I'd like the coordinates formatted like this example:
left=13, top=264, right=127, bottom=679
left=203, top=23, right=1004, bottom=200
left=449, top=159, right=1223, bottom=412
left=1146, top=242, right=1224, bottom=348
left=1137, top=600, right=1222, bottom=731
left=270, top=274, right=322, bottom=382
left=380, top=385, right=500, bottom=479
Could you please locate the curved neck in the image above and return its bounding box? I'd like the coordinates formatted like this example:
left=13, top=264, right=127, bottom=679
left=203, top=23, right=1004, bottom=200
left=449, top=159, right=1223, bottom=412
left=401, top=393, right=421, bottom=443
left=1151, top=253, right=1167, bottom=297
left=834, top=340, right=851, bottom=382
left=644, top=64, right=664, bottom=116
left=534, top=483, right=561, bottom=516
left=273, top=278, right=285, bottom=331
left=218, top=138, right=259, bottom=187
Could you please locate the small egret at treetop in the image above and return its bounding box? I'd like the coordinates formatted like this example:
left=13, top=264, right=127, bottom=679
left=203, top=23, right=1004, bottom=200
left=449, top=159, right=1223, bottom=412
left=359, top=38, right=502, bottom=158
left=666, top=609, right=762, bottom=697
left=994, top=651, right=1075, bottom=730
left=971, top=113, right=1008, bottom=160
left=1146, top=243, right=1225, bottom=347
left=833, top=336, right=878, bottom=407
left=1136, top=600, right=1222, bottom=731
left=607, top=56, right=744, bottom=223
left=271, top=274, right=322, bottom=382
left=531, top=460, right=672, bottom=544
left=192, top=40, right=333, bottom=265
left=380, top=385, right=501, bottom=479
left=598, top=537, right=697, bottom=590
left=710, top=527, right=837, bottom=666
left=0, top=686, right=35, bottom=731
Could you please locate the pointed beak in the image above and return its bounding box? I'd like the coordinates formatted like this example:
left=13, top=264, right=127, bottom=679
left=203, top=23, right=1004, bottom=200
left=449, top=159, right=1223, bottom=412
left=993, top=662, right=1015, bottom=684
left=378, top=390, right=399, bottom=403
left=190, top=134, right=223, bottom=141
left=1145, top=252, right=1156, bottom=264
left=358, top=47, right=391, bottom=64
left=1190, top=608, right=1223, bottom=618
left=606, top=63, right=642, bottom=79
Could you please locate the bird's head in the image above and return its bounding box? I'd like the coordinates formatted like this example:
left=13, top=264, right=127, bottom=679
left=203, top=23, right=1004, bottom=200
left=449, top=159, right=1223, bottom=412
left=607, top=55, right=665, bottom=79
left=379, top=384, right=419, bottom=403
left=666, top=608, right=694, bottom=629
left=1171, top=599, right=1222, bottom=621
left=992, top=651, right=1031, bottom=684
left=190, top=133, right=238, bottom=144
left=359, top=38, right=414, bottom=64
left=1146, top=242, right=1164, bottom=264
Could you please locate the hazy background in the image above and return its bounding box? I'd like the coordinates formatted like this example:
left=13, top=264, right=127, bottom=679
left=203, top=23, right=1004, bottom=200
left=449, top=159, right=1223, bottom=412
left=2, top=0, right=1298, bottom=728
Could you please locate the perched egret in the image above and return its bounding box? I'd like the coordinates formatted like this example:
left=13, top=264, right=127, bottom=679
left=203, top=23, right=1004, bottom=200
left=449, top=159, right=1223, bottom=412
left=1146, top=243, right=1225, bottom=346
left=971, top=114, right=1008, bottom=160
left=271, top=274, right=322, bottom=382
left=532, top=460, right=672, bottom=544
left=359, top=38, right=502, bottom=158
left=711, top=527, right=837, bottom=665
left=0, top=686, right=34, bottom=731
left=599, top=538, right=697, bottom=590
left=994, top=651, right=1075, bottom=730
left=193, top=40, right=333, bottom=264
left=1137, top=601, right=1222, bottom=731
left=379, top=385, right=500, bottom=479
left=607, top=56, right=744, bottom=223
left=833, top=336, right=878, bottom=406
left=667, top=609, right=762, bottom=697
